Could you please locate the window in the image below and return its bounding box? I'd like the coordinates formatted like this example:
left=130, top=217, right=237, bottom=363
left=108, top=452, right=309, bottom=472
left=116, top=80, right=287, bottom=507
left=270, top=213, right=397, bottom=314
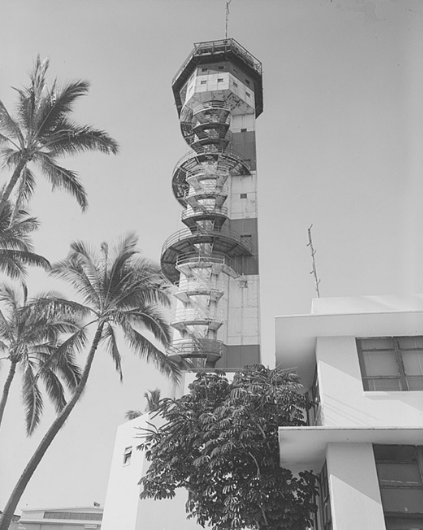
left=217, top=78, right=224, bottom=82
left=240, top=234, right=252, bottom=248
left=319, top=462, right=332, bottom=530
left=233, top=82, right=238, bottom=88
left=374, top=445, right=423, bottom=530
left=218, top=65, right=224, bottom=70
left=357, top=336, right=423, bottom=391
left=241, top=128, right=247, bottom=132
left=200, top=80, right=207, bottom=85
left=239, top=279, right=248, bottom=288
left=44, top=512, right=102, bottom=521
left=201, top=68, right=207, bottom=72
left=123, top=446, right=132, bottom=465
left=245, top=91, right=251, bottom=98
left=240, top=193, right=247, bottom=198
left=245, top=79, right=250, bottom=85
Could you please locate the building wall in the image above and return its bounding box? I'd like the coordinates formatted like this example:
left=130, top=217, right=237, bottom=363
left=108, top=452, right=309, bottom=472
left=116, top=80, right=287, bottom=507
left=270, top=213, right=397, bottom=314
left=316, top=335, right=423, bottom=428
left=101, top=417, right=148, bottom=530
left=326, top=443, right=385, bottom=530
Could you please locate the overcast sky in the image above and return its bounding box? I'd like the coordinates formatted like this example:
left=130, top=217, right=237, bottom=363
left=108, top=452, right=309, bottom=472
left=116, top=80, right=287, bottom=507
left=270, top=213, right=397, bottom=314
left=1, top=0, right=422, bottom=513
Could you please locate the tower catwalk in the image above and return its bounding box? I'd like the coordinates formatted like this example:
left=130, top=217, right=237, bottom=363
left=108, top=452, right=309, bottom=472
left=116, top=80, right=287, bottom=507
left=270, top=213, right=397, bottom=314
left=161, top=39, right=263, bottom=374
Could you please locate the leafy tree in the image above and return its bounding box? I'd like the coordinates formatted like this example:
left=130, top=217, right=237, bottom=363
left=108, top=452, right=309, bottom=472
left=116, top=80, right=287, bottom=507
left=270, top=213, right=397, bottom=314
left=0, top=201, right=49, bottom=278
left=0, top=56, right=119, bottom=216
left=139, top=366, right=317, bottom=530
left=0, top=281, right=82, bottom=434
left=0, top=234, right=179, bottom=530
left=125, top=388, right=162, bottom=420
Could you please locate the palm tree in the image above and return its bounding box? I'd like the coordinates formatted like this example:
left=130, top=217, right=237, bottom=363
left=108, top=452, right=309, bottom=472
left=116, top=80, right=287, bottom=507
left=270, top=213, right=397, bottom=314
left=0, top=233, right=179, bottom=530
left=125, top=388, right=162, bottom=420
left=0, top=282, right=82, bottom=434
left=0, top=201, right=49, bottom=278
left=0, top=56, right=119, bottom=216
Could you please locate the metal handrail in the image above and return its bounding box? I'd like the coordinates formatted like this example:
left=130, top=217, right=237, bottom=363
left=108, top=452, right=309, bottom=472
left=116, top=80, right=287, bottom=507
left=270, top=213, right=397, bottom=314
left=172, top=307, right=224, bottom=323
left=172, top=38, right=262, bottom=85
left=181, top=206, right=228, bottom=220
left=173, top=148, right=250, bottom=177
left=170, top=338, right=226, bottom=357
left=186, top=185, right=229, bottom=197
left=161, top=226, right=252, bottom=254
left=176, top=251, right=236, bottom=269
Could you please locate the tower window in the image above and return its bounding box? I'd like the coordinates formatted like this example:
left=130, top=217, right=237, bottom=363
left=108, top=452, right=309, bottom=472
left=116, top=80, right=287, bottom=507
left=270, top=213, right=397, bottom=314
left=123, top=446, right=132, bottom=466
left=240, top=235, right=252, bottom=249
left=357, top=336, right=423, bottom=391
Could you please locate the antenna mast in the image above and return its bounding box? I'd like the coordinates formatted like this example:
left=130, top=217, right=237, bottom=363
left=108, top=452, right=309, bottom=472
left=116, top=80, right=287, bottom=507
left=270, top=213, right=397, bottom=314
left=225, top=0, right=232, bottom=39
left=307, top=224, right=321, bottom=298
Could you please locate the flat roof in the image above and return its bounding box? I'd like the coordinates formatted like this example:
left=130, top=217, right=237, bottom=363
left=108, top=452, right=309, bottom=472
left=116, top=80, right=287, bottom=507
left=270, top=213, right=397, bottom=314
left=278, top=426, right=423, bottom=472
left=275, top=310, right=423, bottom=388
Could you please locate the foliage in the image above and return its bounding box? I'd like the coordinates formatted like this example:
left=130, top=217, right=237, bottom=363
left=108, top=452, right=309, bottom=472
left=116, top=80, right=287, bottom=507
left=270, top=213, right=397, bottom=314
left=0, top=234, right=179, bottom=530
left=0, top=281, right=82, bottom=434
left=125, top=388, right=162, bottom=420
left=0, top=56, right=119, bottom=215
left=0, top=201, right=49, bottom=279
left=139, top=365, right=317, bottom=530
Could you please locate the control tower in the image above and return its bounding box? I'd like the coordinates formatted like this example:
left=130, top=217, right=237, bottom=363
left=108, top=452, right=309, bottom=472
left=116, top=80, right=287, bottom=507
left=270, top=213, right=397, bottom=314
left=161, top=39, right=263, bottom=373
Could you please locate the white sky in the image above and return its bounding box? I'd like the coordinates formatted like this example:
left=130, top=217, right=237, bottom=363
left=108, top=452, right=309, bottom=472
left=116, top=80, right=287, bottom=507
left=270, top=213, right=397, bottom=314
left=0, top=0, right=422, bottom=513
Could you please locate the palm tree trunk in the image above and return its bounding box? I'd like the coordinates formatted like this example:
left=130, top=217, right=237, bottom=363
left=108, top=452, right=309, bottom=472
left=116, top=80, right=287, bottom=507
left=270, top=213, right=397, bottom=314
left=0, top=158, right=27, bottom=217
left=0, top=324, right=104, bottom=530
left=0, top=360, right=18, bottom=432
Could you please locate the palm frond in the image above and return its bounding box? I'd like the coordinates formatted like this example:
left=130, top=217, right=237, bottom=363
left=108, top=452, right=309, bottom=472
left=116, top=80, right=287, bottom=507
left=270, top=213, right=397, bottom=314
left=23, top=363, right=43, bottom=435
left=0, top=146, right=23, bottom=168
left=35, top=80, right=90, bottom=138
left=0, top=249, right=50, bottom=278
left=51, top=255, right=102, bottom=310
left=0, top=100, right=23, bottom=142
left=44, top=123, right=119, bottom=156
left=13, top=166, right=36, bottom=207
left=39, top=367, right=66, bottom=414
left=33, top=152, right=88, bottom=210
left=101, top=323, right=123, bottom=381
left=125, top=306, right=172, bottom=346
left=119, top=317, right=180, bottom=383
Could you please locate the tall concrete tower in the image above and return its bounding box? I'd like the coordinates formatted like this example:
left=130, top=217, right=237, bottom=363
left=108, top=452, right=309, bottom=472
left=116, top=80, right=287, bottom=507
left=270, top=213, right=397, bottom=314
left=161, top=39, right=263, bottom=375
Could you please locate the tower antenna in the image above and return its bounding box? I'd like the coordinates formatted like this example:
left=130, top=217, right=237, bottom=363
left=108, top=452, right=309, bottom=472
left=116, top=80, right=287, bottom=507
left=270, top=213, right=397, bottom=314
left=225, top=0, right=232, bottom=39
left=307, top=224, right=321, bottom=298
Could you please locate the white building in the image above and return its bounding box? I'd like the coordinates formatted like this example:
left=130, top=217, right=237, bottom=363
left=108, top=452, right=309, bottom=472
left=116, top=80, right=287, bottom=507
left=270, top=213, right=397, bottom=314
left=101, top=414, right=198, bottom=530
left=276, top=294, right=423, bottom=530
left=17, top=507, right=103, bottom=530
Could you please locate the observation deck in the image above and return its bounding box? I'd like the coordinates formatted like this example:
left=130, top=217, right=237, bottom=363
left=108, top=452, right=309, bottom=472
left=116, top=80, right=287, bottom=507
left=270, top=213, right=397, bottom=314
left=172, top=38, right=263, bottom=118
left=161, top=227, right=252, bottom=283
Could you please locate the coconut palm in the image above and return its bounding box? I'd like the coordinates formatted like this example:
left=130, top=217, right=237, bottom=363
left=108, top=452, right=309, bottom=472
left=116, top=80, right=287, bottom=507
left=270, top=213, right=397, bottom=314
left=0, top=233, right=179, bottom=530
left=0, top=56, right=119, bottom=216
left=0, top=201, right=49, bottom=278
left=125, top=388, right=162, bottom=420
left=0, top=281, right=82, bottom=434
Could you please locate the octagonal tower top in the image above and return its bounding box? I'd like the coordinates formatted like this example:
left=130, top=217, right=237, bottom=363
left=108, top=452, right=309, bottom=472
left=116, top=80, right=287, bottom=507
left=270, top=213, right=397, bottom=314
left=172, top=38, right=263, bottom=118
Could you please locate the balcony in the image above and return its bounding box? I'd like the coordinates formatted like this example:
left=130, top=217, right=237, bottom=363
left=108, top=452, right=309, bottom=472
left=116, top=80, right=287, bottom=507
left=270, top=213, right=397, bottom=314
left=167, top=338, right=226, bottom=370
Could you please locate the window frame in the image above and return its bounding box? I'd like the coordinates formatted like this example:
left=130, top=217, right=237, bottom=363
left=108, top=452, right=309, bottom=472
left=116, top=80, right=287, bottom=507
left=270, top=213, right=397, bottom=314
left=374, top=444, right=423, bottom=528
left=357, top=336, right=423, bottom=391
